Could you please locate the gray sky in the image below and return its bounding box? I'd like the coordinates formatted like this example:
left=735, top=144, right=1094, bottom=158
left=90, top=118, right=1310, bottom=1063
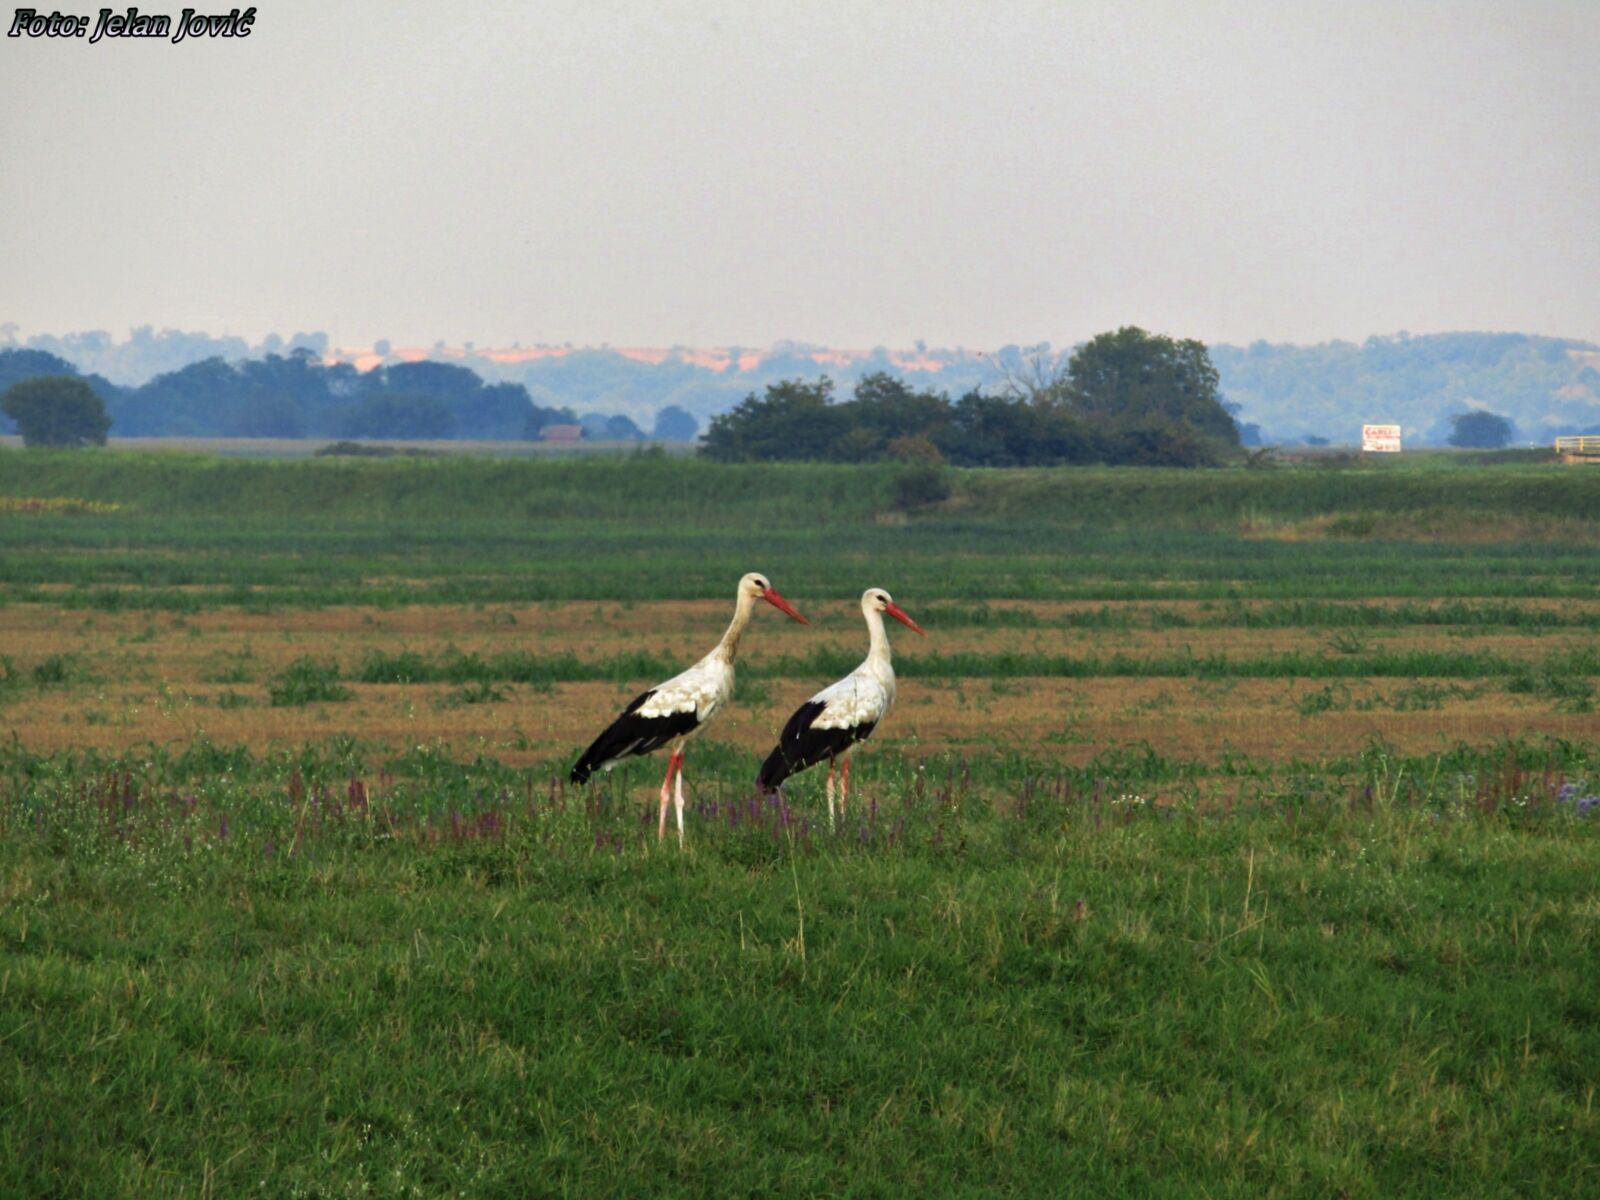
left=3, top=0, right=1597, bottom=352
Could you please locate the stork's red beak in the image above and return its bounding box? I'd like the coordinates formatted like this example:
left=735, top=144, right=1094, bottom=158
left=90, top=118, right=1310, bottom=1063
left=884, top=601, right=926, bottom=636
left=762, top=587, right=808, bottom=624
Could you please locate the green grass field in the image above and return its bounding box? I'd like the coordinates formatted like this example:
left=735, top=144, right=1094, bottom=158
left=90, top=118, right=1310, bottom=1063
left=2, top=449, right=1598, bottom=1196
left=2, top=452, right=1599, bottom=609
left=2, top=740, right=1598, bottom=1196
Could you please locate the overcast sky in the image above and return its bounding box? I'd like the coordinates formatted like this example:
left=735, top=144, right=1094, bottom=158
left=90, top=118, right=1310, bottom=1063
left=3, top=0, right=1596, bottom=352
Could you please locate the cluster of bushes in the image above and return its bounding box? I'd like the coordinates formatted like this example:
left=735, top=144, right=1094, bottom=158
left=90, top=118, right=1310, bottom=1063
left=702, top=328, right=1242, bottom=469
left=312, top=441, right=441, bottom=458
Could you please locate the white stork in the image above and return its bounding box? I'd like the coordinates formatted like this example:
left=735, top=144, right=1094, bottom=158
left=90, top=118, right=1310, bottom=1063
left=757, top=587, right=925, bottom=824
left=570, top=572, right=807, bottom=843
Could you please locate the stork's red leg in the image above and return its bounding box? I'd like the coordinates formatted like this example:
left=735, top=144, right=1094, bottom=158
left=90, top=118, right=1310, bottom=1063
left=657, top=751, right=682, bottom=841
left=826, top=756, right=837, bottom=828
left=672, top=753, right=688, bottom=847
left=841, top=756, right=851, bottom=818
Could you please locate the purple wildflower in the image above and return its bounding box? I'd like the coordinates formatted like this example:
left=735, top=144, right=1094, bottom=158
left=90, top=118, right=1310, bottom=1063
left=1556, top=781, right=1598, bottom=814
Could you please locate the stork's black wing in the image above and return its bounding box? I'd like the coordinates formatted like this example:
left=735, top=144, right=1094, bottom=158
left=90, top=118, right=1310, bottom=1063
left=570, top=689, right=701, bottom=783
left=757, top=700, right=876, bottom=791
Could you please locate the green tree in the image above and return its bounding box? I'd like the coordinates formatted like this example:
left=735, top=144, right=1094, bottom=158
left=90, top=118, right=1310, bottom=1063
left=884, top=433, right=945, bottom=465
left=652, top=405, right=700, bottom=441
left=841, top=372, right=951, bottom=449
left=935, top=390, right=1094, bottom=467
left=580, top=412, right=647, bottom=440
left=1447, top=410, right=1514, bottom=449
left=335, top=393, right=456, bottom=440
left=1, top=376, right=112, bottom=447
left=700, top=379, right=850, bottom=461
left=1063, top=327, right=1239, bottom=447
left=0, top=349, right=82, bottom=396
left=521, top=402, right=579, bottom=440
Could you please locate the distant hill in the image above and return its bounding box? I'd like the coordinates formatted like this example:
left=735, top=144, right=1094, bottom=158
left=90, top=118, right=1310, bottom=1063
left=3, top=327, right=1597, bottom=445
left=1210, top=333, right=1600, bottom=445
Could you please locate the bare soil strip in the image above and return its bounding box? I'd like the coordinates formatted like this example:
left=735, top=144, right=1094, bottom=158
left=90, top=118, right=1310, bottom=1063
left=5, top=602, right=1591, bottom=766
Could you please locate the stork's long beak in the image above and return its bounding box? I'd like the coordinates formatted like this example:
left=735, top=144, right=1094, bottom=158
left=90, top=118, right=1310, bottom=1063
left=884, top=601, right=926, bottom=637
left=762, top=587, right=808, bottom=624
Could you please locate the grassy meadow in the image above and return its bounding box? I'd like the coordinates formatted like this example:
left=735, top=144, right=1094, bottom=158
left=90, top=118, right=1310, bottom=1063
left=1, top=447, right=1598, bottom=1196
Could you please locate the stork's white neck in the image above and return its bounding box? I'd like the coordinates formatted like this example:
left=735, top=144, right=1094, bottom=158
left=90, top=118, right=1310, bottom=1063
left=714, top=588, right=757, bottom=662
left=863, top=604, right=893, bottom=666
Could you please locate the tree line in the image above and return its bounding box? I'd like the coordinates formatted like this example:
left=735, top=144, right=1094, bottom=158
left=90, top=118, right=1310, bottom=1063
left=702, top=328, right=1243, bottom=468
left=0, top=349, right=702, bottom=443
left=18, top=325, right=1537, bottom=457
left=2, top=328, right=1244, bottom=465
left=9, top=325, right=1598, bottom=446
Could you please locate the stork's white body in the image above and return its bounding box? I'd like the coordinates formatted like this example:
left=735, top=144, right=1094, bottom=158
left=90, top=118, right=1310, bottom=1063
left=569, top=573, right=806, bottom=844
left=757, top=588, right=924, bottom=825
left=634, top=642, right=737, bottom=731
left=804, top=614, right=897, bottom=825
left=805, top=613, right=898, bottom=735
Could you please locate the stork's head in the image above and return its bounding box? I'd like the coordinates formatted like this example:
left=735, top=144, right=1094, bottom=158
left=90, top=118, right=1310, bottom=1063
left=863, top=587, right=926, bottom=636
left=740, top=572, right=807, bottom=624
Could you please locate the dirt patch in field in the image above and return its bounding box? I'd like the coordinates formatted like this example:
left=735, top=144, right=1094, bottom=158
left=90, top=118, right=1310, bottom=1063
left=6, top=671, right=1592, bottom=773
left=3, top=600, right=1593, bottom=767
left=890, top=677, right=1596, bottom=763
left=6, top=602, right=1595, bottom=683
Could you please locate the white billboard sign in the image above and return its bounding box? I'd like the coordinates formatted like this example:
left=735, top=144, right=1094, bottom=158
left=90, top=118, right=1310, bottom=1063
left=1362, top=424, right=1402, bottom=453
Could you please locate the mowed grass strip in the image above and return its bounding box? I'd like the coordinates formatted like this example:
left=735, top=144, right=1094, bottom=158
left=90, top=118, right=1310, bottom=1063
left=1, top=739, right=1597, bottom=1197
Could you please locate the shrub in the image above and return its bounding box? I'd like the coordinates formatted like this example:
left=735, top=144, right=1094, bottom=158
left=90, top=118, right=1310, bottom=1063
left=892, top=464, right=953, bottom=511
left=31, top=654, right=77, bottom=687
left=885, top=434, right=945, bottom=465
left=268, top=657, right=353, bottom=706
left=315, top=440, right=398, bottom=457
left=1102, top=422, right=1223, bottom=467
left=1, top=376, right=111, bottom=447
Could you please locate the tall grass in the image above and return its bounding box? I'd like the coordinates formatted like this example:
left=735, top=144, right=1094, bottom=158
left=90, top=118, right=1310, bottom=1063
left=1, top=737, right=1596, bottom=1197
left=0, top=452, right=897, bottom=524
left=963, top=461, right=1600, bottom=523
left=2, top=519, right=1598, bottom=608
left=4, top=450, right=1600, bottom=525
left=2, top=452, right=1598, bottom=611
